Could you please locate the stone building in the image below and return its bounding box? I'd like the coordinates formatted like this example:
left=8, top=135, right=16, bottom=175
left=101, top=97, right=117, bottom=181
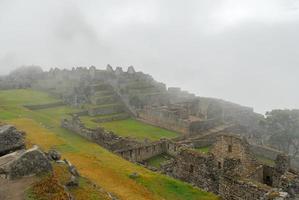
left=164, top=133, right=299, bottom=200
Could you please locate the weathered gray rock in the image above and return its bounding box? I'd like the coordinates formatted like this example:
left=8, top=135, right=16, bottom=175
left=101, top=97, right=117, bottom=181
left=64, top=159, right=80, bottom=177
left=5, top=146, right=52, bottom=179
left=129, top=172, right=139, bottom=179
left=0, top=125, right=25, bottom=156
left=47, top=149, right=61, bottom=161
left=66, top=175, right=79, bottom=188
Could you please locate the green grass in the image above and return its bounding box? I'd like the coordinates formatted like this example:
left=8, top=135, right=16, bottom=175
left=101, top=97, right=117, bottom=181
left=194, top=146, right=210, bottom=154
left=256, top=155, right=275, bottom=166
left=0, top=89, right=218, bottom=200
left=99, top=119, right=180, bottom=141
left=146, top=154, right=172, bottom=168
left=0, top=89, right=57, bottom=105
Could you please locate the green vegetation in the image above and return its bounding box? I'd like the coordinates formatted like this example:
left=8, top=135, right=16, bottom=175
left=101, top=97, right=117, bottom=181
left=0, top=89, right=218, bottom=200
left=99, top=119, right=180, bottom=141
left=146, top=154, right=172, bottom=168
left=256, top=155, right=275, bottom=167
left=261, top=109, right=299, bottom=156
left=194, top=146, right=211, bottom=154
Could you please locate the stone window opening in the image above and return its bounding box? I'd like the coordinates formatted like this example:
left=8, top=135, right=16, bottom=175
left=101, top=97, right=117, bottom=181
left=218, top=162, right=222, bottom=169
left=153, top=145, right=156, bottom=151
left=228, top=145, right=232, bottom=153
left=138, top=148, right=141, bottom=156
left=189, top=164, right=194, bottom=173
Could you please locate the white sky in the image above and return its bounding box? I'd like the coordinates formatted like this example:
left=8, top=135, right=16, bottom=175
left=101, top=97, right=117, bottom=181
left=0, top=0, right=299, bottom=114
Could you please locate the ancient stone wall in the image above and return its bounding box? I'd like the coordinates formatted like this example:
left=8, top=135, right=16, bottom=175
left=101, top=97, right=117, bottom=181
left=138, top=107, right=191, bottom=134
left=62, top=116, right=181, bottom=163
left=117, top=141, right=166, bottom=162
left=24, top=101, right=65, bottom=110
left=170, top=149, right=220, bottom=193
left=116, top=140, right=179, bottom=162
left=210, top=134, right=258, bottom=176
left=61, top=116, right=142, bottom=152
left=219, top=175, right=273, bottom=200
left=87, top=105, right=124, bottom=116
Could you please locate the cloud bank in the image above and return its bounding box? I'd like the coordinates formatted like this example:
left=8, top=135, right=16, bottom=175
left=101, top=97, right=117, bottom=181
left=0, top=0, right=298, bottom=113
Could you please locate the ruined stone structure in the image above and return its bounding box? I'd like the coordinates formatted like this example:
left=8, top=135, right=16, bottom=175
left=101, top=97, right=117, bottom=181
left=1, top=65, right=262, bottom=138
left=61, top=116, right=144, bottom=152
left=61, top=116, right=179, bottom=163
left=164, top=134, right=299, bottom=200
left=3, top=65, right=298, bottom=199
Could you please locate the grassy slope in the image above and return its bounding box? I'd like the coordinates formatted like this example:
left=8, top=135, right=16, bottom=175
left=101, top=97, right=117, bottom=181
left=99, top=119, right=180, bottom=141
left=0, top=89, right=218, bottom=200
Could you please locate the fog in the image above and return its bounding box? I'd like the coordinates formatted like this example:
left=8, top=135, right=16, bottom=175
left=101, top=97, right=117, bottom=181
left=0, top=0, right=299, bottom=114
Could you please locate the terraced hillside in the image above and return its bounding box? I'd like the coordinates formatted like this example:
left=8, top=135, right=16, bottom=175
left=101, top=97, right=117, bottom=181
left=0, top=89, right=219, bottom=200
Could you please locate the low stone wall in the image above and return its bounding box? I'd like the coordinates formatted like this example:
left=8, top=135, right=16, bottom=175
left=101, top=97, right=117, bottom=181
left=88, top=105, right=124, bottom=116
left=71, top=110, right=89, bottom=117
left=24, top=101, right=65, bottom=110
left=219, top=176, right=273, bottom=200
left=93, top=114, right=129, bottom=123
left=117, top=141, right=165, bottom=162
left=61, top=116, right=142, bottom=152
left=61, top=116, right=179, bottom=162
left=138, top=108, right=190, bottom=134
left=116, top=140, right=179, bottom=162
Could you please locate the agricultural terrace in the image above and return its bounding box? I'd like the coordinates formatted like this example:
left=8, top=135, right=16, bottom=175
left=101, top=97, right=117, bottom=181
left=81, top=116, right=180, bottom=141
left=0, top=89, right=219, bottom=200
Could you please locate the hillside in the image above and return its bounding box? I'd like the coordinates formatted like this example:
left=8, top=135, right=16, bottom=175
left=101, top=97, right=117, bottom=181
left=0, top=89, right=218, bottom=200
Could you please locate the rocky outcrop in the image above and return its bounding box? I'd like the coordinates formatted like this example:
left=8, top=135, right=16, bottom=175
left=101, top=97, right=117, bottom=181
left=0, top=146, right=52, bottom=179
left=47, top=149, right=61, bottom=161
left=0, top=125, right=25, bottom=156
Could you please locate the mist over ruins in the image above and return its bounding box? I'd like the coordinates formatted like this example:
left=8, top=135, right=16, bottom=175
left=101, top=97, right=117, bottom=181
left=1, top=1, right=299, bottom=200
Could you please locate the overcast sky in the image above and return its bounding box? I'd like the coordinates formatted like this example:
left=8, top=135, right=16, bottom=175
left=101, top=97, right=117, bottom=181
left=0, top=0, right=299, bottom=114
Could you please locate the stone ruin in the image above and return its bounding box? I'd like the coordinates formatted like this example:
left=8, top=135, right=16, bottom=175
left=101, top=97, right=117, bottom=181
left=61, top=115, right=179, bottom=163
left=1, top=65, right=263, bottom=139
left=2, top=65, right=298, bottom=199
left=60, top=115, right=299, bottom=199
left=163, top=133, right=299, bottom=200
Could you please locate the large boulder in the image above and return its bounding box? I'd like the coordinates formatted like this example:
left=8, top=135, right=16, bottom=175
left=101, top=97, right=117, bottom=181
left=2, top=146, right=52, bottom=179
left=0, top=125, right=25, bottom=156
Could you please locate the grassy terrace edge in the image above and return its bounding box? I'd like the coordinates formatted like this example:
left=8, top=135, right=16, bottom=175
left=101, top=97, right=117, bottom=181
left=0, top=89, right=219, bottom=200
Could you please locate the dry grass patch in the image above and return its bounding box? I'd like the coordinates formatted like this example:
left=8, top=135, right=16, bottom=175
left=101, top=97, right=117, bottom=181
left=8, top=118, right=64, bottom=150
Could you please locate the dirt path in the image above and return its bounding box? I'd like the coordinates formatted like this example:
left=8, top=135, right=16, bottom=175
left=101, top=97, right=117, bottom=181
left=0, top=176, right=36, bottom=200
